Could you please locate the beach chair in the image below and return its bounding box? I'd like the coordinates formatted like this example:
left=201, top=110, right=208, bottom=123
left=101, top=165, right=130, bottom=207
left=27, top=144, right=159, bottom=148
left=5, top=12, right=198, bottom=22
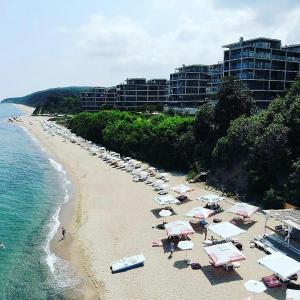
left=191, top=263, right=201, bottom=270
left=262, top=275, right=282, bottom=288
left=152, top=241, right=163, bottom=247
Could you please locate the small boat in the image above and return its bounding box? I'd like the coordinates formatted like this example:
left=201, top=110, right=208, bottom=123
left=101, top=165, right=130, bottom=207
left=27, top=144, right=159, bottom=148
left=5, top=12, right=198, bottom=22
left=110, top=254, right=145, bottom=273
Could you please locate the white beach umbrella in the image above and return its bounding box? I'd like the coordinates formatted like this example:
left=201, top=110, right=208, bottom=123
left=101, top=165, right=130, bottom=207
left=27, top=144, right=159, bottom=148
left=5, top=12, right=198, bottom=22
left=159, top=209, right=172, bottom=218
left=228, top=203, right=259, bottom=218
left=207, top=222, right=246, bottom=239
left=185, top=207, right=214, bottom=219
left=171, top=184, right=193, bottom=194
left=196, top=194, right=224, bottom=203
left=244, top=280, right=266, bottom=299
left=159, top=209, right=172, bottom=223
left=258, top=252, right=300, bottom=280
left=178, top=241, right=194, bottom=263
left=165, top=221, right=195, bottom=237
left=203, top=242, right=246, bottom=266
left=154, top=195, right=179, bottom=206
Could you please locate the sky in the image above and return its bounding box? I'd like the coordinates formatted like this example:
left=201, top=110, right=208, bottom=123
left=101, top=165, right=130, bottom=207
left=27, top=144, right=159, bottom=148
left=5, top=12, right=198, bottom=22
left=1, top=0, right=300, bottom=99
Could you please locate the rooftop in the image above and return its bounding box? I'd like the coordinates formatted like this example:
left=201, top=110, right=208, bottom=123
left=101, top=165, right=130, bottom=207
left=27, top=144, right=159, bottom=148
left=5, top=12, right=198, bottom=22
left=264, top=209, right=300, bottom=230
left=222, top=37, right=281, bottom=48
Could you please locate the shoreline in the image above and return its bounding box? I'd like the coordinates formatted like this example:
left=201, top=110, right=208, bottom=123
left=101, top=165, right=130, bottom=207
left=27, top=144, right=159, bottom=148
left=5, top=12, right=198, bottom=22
left=13, top=105, right=101, bottom=299
left=11, top=104, right=287, bottom=300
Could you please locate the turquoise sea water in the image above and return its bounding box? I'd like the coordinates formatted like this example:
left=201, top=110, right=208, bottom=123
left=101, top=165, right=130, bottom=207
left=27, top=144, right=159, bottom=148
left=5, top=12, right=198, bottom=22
left=0, top=104, right=79, bottom=299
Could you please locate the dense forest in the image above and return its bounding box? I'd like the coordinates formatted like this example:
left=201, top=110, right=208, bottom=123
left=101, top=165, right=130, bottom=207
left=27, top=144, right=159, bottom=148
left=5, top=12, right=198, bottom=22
left=33, top=96, right=82, bottom=115
left=68, top=76, right=300, bottom=208
left=1, top=86, right=88, bottom=108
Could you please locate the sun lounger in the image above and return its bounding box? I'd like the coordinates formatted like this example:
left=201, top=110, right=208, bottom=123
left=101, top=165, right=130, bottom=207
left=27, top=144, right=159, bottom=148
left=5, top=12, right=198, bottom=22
left=152, top=241, right=163, bottom=247
left=262, top=275, right=282, bottom=288
left=254, top=240, right=265, bottom=250
left=287, top=281, right=300, bottom=290
left=213, top=218, right=222, bottom=223
left=191, top=263, right=201, bottom=269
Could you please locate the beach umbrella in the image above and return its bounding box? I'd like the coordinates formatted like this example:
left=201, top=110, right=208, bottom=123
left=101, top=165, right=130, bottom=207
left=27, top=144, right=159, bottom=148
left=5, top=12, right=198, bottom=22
left=159, top=209, right=172, bottom=223
left=203, top=242, right=246, bottom=266
left=207, top=221, right=246, bottom=239
left=258, top=252, right=300, bottom=281
left=185, top=207, right=214, bottom=219
left=178, top=241, right=194, bottom=264
left=228, top=203, right=259, bottom=218
left=159, top=209, right=172, bottom=218
left=165, top=221, right=195, bottom=237
left=171, top=184, right=193, bottom=194
left=196, top=194, right=224, bottom=203
left=154, top=195, right=180, bottom=206
left=244, top=280, right=266, bottom=300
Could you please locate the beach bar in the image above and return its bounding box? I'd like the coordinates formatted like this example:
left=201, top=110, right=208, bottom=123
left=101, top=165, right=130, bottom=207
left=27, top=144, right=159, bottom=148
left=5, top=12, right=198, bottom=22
left=263, top=209, right=300, bottom=258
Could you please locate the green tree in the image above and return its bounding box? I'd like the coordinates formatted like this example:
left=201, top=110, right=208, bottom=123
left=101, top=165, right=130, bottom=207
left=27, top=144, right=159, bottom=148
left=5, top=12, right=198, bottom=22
left=214, top=76, right=256, bottom=135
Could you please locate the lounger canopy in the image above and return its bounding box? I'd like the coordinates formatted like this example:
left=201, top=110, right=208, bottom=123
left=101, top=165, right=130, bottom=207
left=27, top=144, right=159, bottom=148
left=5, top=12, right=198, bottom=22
left=227, top=203, right=259, bottom=218
left=170, top=184, right=193, bottom=194
left=258, top=252, right=300, bottom=280
left=165, top=221, right=195, bottom=236
left=185, top=207, right=214, bottom=219
left=196, top=194, right=224, bottom=203
left=204, top=242, right=246, bottom=266
left=207, top=222, right=246, bottom=239
left=154, top=195, right=179, bottom=205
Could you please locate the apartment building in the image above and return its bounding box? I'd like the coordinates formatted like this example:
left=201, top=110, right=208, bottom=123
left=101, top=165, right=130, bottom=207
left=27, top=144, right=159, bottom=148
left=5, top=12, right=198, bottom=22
left=169, top=64, right=211, bottom=106
left=223, top=37, right=300, bottom=104
left=81, top=37, right=300, bottom=111
left=115, top=78, right=168, bottom=107
left=81, top=87, right=116, bottom=112
left=208, top=62, right=224, bottom=96
left=81, top=79, right=168, bottom=111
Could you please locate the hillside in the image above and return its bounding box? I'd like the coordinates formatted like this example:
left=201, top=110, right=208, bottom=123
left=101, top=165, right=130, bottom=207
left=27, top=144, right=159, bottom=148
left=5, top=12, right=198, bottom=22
left=1, top=86, right=90, bottom=107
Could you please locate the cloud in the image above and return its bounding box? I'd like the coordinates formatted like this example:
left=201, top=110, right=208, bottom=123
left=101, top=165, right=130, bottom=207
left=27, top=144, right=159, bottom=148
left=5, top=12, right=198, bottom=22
left=72, top=0, right=300, bottom=84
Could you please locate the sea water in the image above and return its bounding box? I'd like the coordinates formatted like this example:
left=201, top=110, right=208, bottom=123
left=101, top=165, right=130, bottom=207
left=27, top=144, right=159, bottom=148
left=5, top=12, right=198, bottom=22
left=0, top=104, right=81, bottom=299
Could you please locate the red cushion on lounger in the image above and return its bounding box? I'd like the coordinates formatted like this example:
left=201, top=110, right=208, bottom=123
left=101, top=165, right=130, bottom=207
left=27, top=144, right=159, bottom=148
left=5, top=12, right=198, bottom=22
left=262, top=275, right=282, bottom=288
left=262, top=275, right=277, bottom=282
left=265, top=280, right=282, bottom=288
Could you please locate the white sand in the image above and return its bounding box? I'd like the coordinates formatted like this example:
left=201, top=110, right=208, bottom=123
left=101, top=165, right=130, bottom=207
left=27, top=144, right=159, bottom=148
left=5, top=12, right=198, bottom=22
left=13, top=105, right=290, bottom=300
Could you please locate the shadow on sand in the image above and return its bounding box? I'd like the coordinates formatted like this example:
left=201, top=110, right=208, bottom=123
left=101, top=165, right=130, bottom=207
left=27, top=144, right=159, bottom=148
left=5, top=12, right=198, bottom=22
left=173, top=260, right=189, bottom=270
left=189, top=221, right=206, bottom=234
left=264, top=286, right=286, bottom=300
left=235, top=220, right=258, bottom=230
left=177, top=198, right=193, bottom=206
left=201, top=265, right=243, bottom=285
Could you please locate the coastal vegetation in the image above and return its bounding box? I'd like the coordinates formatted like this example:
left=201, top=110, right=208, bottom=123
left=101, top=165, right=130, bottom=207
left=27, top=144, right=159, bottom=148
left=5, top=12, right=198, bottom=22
left=69, top=110, right=195, bottom=170
left=33, top=96, right=82, bottom=115
left=1, top=86, right=88, bottom=110
left=69, top=76, right=300, bottom=208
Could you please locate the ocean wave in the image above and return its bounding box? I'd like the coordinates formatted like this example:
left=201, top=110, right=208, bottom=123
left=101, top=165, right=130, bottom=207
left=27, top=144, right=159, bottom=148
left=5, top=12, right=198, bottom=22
left=44, top=207, right=61, bottom=273
left=48, top=158, right=67, bottom=175
left=44, top=157, right=83, bottom=292
left=19, top=123, right=82, bottom=292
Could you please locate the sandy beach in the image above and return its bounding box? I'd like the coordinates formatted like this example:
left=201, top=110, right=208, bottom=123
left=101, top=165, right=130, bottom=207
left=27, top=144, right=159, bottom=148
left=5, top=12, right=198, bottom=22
left=14, top=105, right=290, bottom=300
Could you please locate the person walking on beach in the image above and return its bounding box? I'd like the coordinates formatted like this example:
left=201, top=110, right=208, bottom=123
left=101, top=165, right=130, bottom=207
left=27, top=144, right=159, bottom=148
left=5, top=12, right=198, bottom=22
left=61, top=227, right=66, bottom=240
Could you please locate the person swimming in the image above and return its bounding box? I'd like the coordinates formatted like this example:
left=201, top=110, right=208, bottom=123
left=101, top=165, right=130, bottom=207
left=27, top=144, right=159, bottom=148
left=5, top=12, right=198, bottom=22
left=0, top=241, right=5, bottom=249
